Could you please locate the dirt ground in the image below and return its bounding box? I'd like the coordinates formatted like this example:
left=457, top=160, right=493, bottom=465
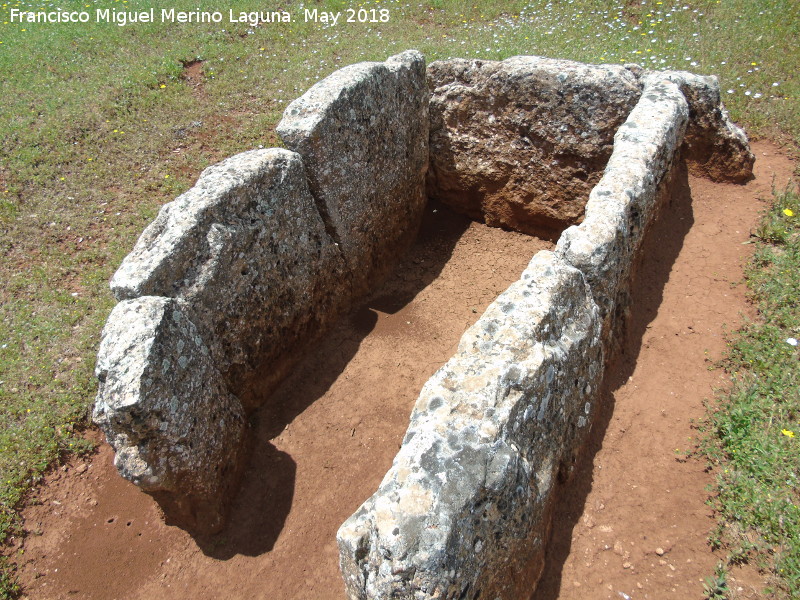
left=6, top=141, right=796, bottom=599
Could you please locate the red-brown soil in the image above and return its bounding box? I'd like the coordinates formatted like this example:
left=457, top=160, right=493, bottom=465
left=7, top=141, right=796, bottom=600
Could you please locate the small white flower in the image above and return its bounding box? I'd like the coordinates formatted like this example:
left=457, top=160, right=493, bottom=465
left=787, top=338, right=799, bottom=347
left=727, top=89, right=735, bottom=94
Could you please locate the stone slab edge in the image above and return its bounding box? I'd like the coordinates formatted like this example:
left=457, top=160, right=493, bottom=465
left=557, top=77, right=690, bottom=342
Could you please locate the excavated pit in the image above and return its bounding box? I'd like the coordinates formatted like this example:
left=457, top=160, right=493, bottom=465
left=92, top=51, right=754, bottom=600
left=207, top=201, right=553, bottom=576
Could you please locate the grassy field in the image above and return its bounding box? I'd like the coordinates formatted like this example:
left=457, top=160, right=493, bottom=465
left=701, top=185, right=800, bottom=599
left=0, top=0, right=798, bottom=596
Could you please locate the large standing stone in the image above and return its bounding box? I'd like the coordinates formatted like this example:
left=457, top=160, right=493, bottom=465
left=426, top=56, right=642, bottom=236
left=93, top=296, right=247, bottom=533
left=277, top=50, right=429, bottom=296
left=109, top=148, right=345, bottom=408
left=97, top=51, right=433, bottom=534
left=338, top=251, right=603, bottom=600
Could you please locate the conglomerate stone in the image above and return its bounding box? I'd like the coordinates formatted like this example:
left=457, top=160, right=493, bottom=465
left=426, top=56, right=642, bottom=236
left=338, top=251, right=603, bottom=600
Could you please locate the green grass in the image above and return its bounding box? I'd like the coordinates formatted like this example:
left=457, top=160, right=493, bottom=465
left=702, top=185, right=800, bottom=598
left=0, top=0, right=798, bottom=596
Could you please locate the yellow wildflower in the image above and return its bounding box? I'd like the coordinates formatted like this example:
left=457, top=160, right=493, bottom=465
left=782, top=429, right=795, bottom=438
left=784, top=208, right=795, bottom=217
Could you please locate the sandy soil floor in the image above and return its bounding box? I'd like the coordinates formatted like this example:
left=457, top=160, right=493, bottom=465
left=6, top=141, right=796, bottom=600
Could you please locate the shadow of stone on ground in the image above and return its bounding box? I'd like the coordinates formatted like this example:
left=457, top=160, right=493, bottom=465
left=196, top=441, right=296, bottom=559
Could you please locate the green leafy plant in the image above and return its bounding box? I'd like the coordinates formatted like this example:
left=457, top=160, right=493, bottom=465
left=702, top=183, right=800, bottom=598
left=703, top=562, right=730, bottom=599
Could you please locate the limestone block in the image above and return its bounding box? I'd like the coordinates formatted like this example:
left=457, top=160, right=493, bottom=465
left=109, top=148, right=344, bottom=407
left=643, top=70, right=754, bottom=182
left=426, top=56, right=642, bottom=236
left=277, top=50, right=429, bottom=295
left=338, top=251, right=603, bottom=600
left=93, top=297, right=247, bottom=533
left=556, top=78, right=689, bottom=338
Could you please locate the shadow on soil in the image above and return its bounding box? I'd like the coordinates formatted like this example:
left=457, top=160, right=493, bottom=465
left=534, top=163, right=694, bottom=598
left=197, top=200, right=473, bottom=559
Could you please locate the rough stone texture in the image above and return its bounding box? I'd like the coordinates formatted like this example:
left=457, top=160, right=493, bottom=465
left=277, top=50, right=429, bottom=296
left=642, top=70, right=755, bottom=182
left=96, top=148, right=345, bottom=531
left=338, top=251, right=603, bottom=600
left=426, top=56, right=642, bottom=237
left=95, top=50, right=756, bottom=560
left=109, top=148, right=345, bottom=409
left=556, top=78, right=690, bottom=341
left=97, top=49, right=431, bottom=536
left=93, top=296, right=247, bottom=534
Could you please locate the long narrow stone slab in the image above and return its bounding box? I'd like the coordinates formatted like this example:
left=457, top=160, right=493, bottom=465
left=338, top=251, right=603, bottom=599
left=556, top=77, right=689, bottom=340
